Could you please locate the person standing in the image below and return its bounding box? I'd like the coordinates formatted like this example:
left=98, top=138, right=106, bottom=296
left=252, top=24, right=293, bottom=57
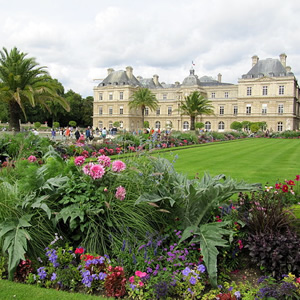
left=51, top=128, right=56, bottom=140
left=85, top=126, right=91, bottom=141
left=75, top=127, right=80, bottom=141
left=102, top=127, right=107, bottom=139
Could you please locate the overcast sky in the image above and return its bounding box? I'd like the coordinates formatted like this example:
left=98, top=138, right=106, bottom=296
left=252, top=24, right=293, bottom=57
left=1, top=0, right=300, bottom=97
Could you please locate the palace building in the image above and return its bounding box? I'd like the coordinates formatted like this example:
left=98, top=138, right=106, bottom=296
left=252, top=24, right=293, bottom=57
left=93, top=54, right=300, bottom=132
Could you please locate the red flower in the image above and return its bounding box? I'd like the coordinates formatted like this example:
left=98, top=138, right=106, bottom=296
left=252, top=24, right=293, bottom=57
left=287, top=180, right=295, bottom=186
left=282, top=184, right=289, bottom=193
left=75, top=247, right=85, bottom=254
left=215, top=216, right=222, bottom=222
left=275, top=183, right=282, bottom=190
left=295, top=175, right=300, bottom=181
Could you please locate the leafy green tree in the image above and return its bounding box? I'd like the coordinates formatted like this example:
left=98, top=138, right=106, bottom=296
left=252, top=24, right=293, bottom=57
left=81, top=96, right=93, bottom=127
left=258, top=121, right=267, bottom=131
left=195, top=122, right=204, bottom=130
left=178, top=91, right=214, bottom=131
left=69, top=120, right=77, bottom=127
left=230, top=121, right=243, bottom=131
left=0, top=47, right=70, bottom=131
left=250, top=123, right=260, bottom=133
left=144, top=121, right=150, bottom=129
left=242, top=121, right=251, bottom=132
left=113, top=121, right=120, bottom=128
left=129, top=88, right=158, bottom=127
left=34, top=122, right=41, bottom=129
left=53, top=121, right=60, bottom=129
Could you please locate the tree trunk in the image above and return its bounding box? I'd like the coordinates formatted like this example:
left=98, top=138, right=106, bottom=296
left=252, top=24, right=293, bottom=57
left=190, top=116, right=196, bottom=131
left=9, top=100, right=21, bottom=132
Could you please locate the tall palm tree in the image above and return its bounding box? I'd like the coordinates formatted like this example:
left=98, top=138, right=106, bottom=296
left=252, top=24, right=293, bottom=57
left=0, top=47, right=69, bottom=131
left=178, top=91, right=214, bottom=131
left=128, top=87, right=158, bottom=128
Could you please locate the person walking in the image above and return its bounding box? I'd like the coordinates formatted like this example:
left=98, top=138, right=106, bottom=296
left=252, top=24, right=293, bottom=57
left=51, top=128, right=56, bottom=140
left=85, top=126, right=91, bottom=142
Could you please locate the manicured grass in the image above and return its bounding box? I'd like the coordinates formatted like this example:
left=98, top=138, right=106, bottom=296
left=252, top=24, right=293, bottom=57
left=160, top=138, right=300, bottom=185
left=0, top=280, right=111, bottom=300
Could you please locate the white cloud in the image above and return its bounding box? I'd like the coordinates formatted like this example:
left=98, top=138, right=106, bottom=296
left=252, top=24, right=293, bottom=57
left=0, top=0, right=300, bottom=96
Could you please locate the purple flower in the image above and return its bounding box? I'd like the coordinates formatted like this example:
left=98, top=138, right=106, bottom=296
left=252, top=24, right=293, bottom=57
left=182, top=267, right=191, bottom=276
left=197, top=264, right=206, bottom=273
left=228, top=286, right=233, bottom=291
left=189, top=276, right=197, bottom=285
left=98, top=272, right=107, bottom=280
left=37, top=267, right=47, bottom=280
left=234, top=291, right=241, bottom=298
left=51, top=273, right=57, bottom=281
left=130, top=283, right=136, bottom=290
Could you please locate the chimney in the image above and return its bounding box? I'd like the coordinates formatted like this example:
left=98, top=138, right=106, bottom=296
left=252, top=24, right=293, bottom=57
left=217, top=73, right=222, bottom=83
left=137, top=76, right=143, bottom=81
left=280, top=53, right=287, bottom=67
left=252, top=55, right=259, bottom=67
left=286, top=66, right=291, bottom=72
left=126, top=66, right=133, bottom=79
left=107, top=68, right=114, bottom=75
left=153, top=74, right=159, bottom=86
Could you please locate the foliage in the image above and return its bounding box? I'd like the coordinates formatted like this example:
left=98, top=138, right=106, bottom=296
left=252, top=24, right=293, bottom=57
left=246, top=230, right=300, bottom=278
left=34, top=122, right=42, bottom=129
left=129, top=88, right=158, bottom=127
left=250, top=123, right=259, bottom=133
left=178, top=91, right=214, bottom=131
left=69, top=120, right=77, bottom=127
left=0, top=47, right=70, bottom=131
left=195, top=122, right=204, bottom=129
left=230, top=121, right=243, bottom=131
left=53, top=121, right=60, bottom=129
left=143, top=121, right=150, bottom=128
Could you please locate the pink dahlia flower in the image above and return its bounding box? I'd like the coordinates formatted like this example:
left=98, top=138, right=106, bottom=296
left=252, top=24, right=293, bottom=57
left=82, top=162, right=94, bottom=176
left=74, top=156, right=86, bottom=166
left=112, top=160, right=126, bottom=172
left=89, top=164, right=105, bottom=179
left=115, top=186, right=126, bottom=201
left=28, top=155, right=37, bottom=162
left=97, top=155, right=111, bottom=167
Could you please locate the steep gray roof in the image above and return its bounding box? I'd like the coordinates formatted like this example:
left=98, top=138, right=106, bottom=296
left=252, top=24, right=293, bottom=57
left=242, top=58, right=294, bottom=79
left=138, top=77, right=163, bottom=89
left=198, top=76, right=233, bottom=86
left=99, top=70, right=141, bottom=87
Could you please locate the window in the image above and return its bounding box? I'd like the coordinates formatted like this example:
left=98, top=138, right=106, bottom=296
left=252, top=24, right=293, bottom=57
left=168, top=106, right=172, bottom=116
left=278, top=104, right=284, bottom=114
left=262, top=86, right=268, bottom=96
left=183, top=121, right=189, bottom=130
left=277, top=122, right=283, bottom=132
left=211, top=92, right=215, bottom=98
left=120, top=121, right=123, bottom=128
left=120, top=92, right=124, bottom=100
left=156, top=107, right=160, bottom=116
left=262, top=104, right=267, bottom=114
left=99, top=106, right=103, bottom=115
left=99, top=93, right=103, bottom=100
left=224, top=92, right=229, bottom=98
left=247, top=87, right=252, bottom=96
left=119, top=106, right=124, bottom=115
left=218, top=121, right=225, bottom=131
left=246, top=104, right=251, bottom=115
left=163, top=94, right=167, bottom=100
left=205, top=121, right=211, bottom=131
left=109, top=106, right=113, bottom=115
left=155, top=121, right=161, bottom=129
left=233, top=106, right=238, bottom=115
left=109, top=92, right=113, bottom=100
left=109, top=121, right=113, bottom=129
left=219, top=106, right=224, bottom=115
left=98, top=121, right=103, bottom=129
left=279, top=85, right=284, bottom=95
left=145, top=107, right=149, bottom=116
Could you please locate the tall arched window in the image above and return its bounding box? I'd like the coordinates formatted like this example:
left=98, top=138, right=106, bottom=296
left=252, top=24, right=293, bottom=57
left=205, top=121, right=211, bottom=131
left=120, top=121, right=123, bottom=128
left=183, top=121, right=189, bottom=130
left=98, top=121, right=103, bottom=129
left=155, top=121, right=161, bottom=129
left=277, top=122, right=283, bottom=132
left=109, top=121, right=113, bottom=129
left=218, top=121, right=225, bottom=131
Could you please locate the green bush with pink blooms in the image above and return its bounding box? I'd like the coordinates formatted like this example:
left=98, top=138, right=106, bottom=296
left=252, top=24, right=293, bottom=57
left=0, top=133, right=300, bottom=299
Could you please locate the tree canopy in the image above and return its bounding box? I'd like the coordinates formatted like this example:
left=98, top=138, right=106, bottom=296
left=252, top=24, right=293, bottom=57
left=128, top=87, right=158, bottom=128
left=0, top=47, right=69, bottom=131
left=178, top=91, right=214, bottom=130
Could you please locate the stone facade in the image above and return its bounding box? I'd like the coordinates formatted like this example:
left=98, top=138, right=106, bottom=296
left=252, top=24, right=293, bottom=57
left=93, top=54, right=300, bottom=132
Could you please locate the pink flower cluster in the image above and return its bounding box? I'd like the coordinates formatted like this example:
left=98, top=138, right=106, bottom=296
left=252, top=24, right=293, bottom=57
left=129, top=270, right=147, bottom=287
left=83, top=163, right=105, bottom=179
left=97, top=155, right=111, bottom=167
left=28, top=155, right=37, bottom=163
left=115, top=186, right=126, bottom=201
left=74, top=156, right=86, bottom=166
left=112, top=160, right=126, bottom=172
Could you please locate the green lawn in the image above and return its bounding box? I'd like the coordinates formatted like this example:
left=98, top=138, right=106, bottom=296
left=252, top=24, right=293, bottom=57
left=160, top=138, right=300, bottom=185
left=0, top=280, right=111, bottom=300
